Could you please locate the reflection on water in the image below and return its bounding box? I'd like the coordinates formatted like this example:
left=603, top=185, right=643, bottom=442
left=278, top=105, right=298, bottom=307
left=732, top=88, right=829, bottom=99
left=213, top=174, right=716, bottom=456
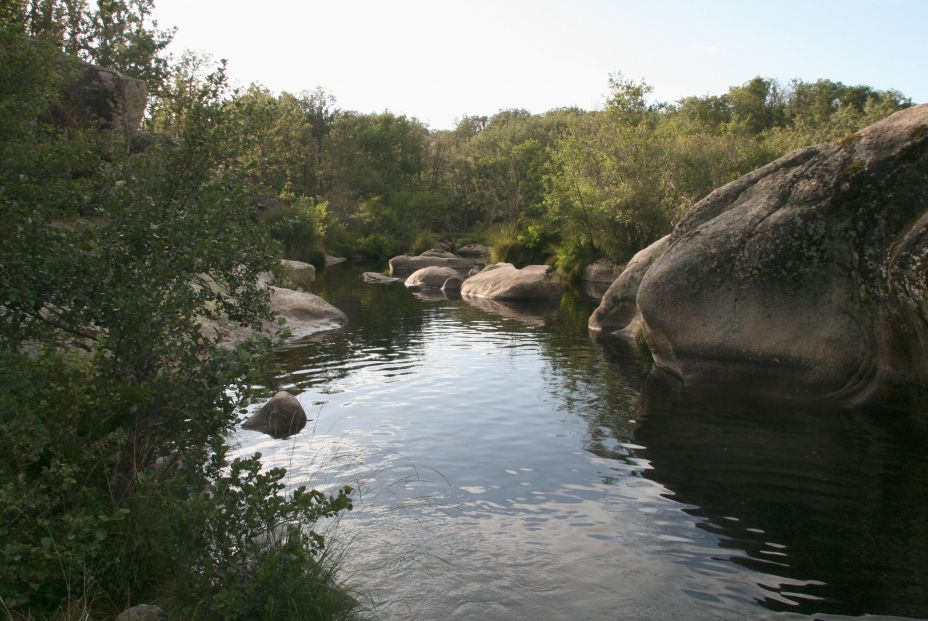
left=234, top=265, right=928, bottom=620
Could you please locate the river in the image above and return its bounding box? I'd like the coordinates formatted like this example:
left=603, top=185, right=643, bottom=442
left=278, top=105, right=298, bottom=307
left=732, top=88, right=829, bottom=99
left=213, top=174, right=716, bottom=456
left=233, top=265, right=928, bottom=620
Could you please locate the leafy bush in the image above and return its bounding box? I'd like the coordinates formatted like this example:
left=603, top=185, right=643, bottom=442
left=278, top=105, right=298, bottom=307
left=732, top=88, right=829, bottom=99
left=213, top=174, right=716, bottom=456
left=551, top=237, right=598, bottom=283
left=411, top=231, right=439, bottom=254
left=261, top=199, right=327, bottom=267
left=357, top=233, right=402, bottom=263
left=0, top=25, right=358, bottom=620
left=489, top=223, right=561, bottom=267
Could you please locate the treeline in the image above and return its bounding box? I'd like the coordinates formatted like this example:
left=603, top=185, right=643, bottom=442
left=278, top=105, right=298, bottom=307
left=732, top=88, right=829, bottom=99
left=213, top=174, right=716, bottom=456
left=195, top=71, right=910, bottom=269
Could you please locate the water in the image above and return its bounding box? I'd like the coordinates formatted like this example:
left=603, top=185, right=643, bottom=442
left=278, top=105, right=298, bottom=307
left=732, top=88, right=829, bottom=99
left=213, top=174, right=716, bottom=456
left=233, top=265, right=928, bottom=620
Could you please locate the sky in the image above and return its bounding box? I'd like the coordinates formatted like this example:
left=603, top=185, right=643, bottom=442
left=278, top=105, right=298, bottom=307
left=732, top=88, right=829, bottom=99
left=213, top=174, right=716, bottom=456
left=152, top=0, right=927, bottom=130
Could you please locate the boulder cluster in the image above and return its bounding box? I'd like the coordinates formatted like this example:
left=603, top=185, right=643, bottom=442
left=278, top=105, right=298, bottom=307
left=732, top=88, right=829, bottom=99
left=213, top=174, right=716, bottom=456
left=381, top=246, right=564, bottom=302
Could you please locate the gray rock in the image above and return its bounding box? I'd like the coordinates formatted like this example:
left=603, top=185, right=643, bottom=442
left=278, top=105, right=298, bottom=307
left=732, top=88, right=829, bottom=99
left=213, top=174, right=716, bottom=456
left=269, top=286, right=347, bottom=339
left=590, top=104, right=928, bottom=408
left=280, top=259, right=315, bottom=277
left=363, top=272, right=400, bottom=284
left=325, top=255, right=347, bottom=267
left=214, top=285, right=347, bottom=349
left=419, top=248, right=458, bottom=258
left=388, top=251, right=478, bottom=277
left=461, top=263, right=562, bottom=300
left=243, top=391, right=307, bottom=438
left=405, top=266, right=462, bottom=291
left=582, top=258, right=625, bottom=283
left=116, top=604, right=169, bottom=621
left=455, top=243, right=491, bottom=261
left=52, top=60, right=148, bottom=135
left=588, top=236, right=670, bottom=337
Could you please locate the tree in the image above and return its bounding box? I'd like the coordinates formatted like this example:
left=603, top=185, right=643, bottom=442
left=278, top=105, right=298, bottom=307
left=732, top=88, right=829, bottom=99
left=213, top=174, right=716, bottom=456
left=16, top=0, right=174, bottom=92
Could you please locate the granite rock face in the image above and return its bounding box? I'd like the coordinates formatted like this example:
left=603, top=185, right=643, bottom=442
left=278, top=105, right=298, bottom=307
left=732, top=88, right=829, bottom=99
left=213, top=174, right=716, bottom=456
left=52, top=60, right=148, bottom=134
left=590, top=104, right=928, bottom=409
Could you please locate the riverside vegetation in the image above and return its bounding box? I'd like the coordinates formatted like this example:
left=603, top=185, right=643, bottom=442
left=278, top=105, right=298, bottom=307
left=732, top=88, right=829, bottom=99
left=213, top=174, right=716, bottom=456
left=0, top=1, right=915, bottom=619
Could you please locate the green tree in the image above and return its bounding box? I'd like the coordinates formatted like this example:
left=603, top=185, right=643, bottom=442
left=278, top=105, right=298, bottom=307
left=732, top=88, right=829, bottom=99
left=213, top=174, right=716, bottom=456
left=0, top=18, right=356, bottom=617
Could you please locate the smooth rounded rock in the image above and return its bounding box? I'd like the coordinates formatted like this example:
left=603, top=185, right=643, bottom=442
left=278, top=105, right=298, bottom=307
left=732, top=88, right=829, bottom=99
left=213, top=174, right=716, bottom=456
left=405, top=266, right=462, bottom=291
left=461, top=263, right=562, bottom=300
left=243, top=391, right=307, bottom=438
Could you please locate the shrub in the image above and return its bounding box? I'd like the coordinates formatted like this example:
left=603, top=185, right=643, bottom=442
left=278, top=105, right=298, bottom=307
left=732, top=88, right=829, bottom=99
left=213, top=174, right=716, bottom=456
left=0, top=29, right=358, bottom=619
left=488, top=223, right=561, bottom=267
left=357, top=233, right=402, bottom=263
left=411, top=231, right=439, bottom=254
left=551, top=237, right=598, bottom=283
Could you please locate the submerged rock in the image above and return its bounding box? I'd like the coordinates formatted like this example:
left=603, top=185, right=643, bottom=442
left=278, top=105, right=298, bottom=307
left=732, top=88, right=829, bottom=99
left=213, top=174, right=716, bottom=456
left=461, top=263, right=562, bottom=300
left=591, top=104, right=928, bottom=409
left=405, top=266, right=462, bottom=291
left=363, top=271, right=400, bottom=284
left=325, top=255, right=347, bottom=267
left=243, top=391, right=307, bottom=438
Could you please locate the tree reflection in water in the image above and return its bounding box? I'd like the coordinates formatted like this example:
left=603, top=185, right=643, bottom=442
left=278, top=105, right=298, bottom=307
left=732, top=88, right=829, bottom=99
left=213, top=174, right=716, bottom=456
left=631, top=365, right=928, bottom=617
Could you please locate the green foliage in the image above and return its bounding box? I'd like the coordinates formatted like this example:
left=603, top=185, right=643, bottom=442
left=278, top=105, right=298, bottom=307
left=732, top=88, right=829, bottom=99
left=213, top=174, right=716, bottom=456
left=0, top=20, right=356, bottom=619
left=357, top=233, right=402, bottom=263
left=488, top=223, right=560, bottom=267
left=149, top=455, right=356, bottom=620
left=411, top=231, right=439, bottom=255
left=551, top=238, right=598, bottom=283
left=16, top=0, right=175, bottom=93
left=261, top=197, right=329, bottom=266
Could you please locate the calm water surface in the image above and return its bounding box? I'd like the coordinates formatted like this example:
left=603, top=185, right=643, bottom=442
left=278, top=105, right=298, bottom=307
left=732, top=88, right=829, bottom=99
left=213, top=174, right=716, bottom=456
left=233, top=266, right=928, bottom=621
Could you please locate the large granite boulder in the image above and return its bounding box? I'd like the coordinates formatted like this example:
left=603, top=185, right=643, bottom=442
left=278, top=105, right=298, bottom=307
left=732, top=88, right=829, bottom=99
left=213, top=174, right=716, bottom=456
left=280, top=259, right=315, bottom=279
left=590, top=105, right=928, bottom=409
left=52, top=60, right=148, bottom=135
left=269, top=286, right=347, bottom=339
left=405, top=266, right=462, bottom=291
left=243, top=391, right=307, bottom=438
left=461, top=263, right=562, bottom=300
left=215, top=286, right=347, bottom=349
left=388, top=249, right=479, bottom=277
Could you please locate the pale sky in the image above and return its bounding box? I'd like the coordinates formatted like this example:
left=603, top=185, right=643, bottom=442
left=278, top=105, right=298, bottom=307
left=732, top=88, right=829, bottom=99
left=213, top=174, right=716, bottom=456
left=152, top=0, right=927, bottom=130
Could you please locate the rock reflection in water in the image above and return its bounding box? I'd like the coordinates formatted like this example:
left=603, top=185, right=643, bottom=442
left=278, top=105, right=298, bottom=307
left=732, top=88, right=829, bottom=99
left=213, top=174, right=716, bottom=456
left=634, top=372, right=928, bottom=618
left=461, top=296, right=561, bottom=326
